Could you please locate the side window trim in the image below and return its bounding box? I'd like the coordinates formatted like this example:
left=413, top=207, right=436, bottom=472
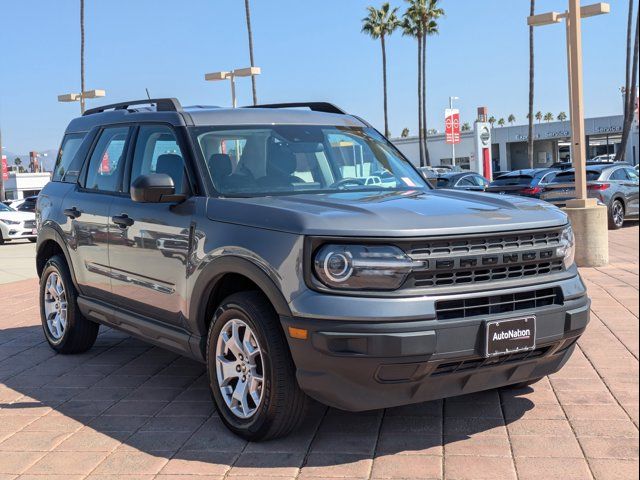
left=79, top=125, right=133, bottom=195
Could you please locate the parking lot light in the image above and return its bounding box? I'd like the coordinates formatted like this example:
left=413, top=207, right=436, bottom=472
left=57, top=89, right=106, bottom=112
left=204, top=67, right=261, bottom=108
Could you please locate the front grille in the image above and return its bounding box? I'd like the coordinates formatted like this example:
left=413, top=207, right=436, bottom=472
left=24, top=220, right=36, bottom=229
left=431, top=345, right=552, bottom=377
left=399, top=228, right=566, bottom=289
left=435, top=287, right=562, bottom=320
left=413, top=260, right=564, bottom=287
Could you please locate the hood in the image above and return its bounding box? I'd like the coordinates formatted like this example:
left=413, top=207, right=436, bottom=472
left=0, top=210, right=35, bottom=223
left=206, top=189, right=568, bottom=237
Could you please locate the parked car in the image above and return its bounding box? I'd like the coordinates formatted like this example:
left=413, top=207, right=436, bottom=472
left=435, top=172, right=489, bottom=191
left=550, top=160, right=626, bottom=171
left=36, top=98, right=589, bottom=440
left=0, top=202, right=37, bottom=244
left=418, top=166, right=439, bottom=187
left=486, top=168, right=558, bottom=198
left=541, top=164, right=639, bottom=229
left=14, top=195, right=38, bottom=213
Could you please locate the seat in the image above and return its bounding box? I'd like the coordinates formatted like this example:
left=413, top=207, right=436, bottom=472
left=156, top=154, right=186, bottom=193
left=209, top=153, right=233, bottom=186
left=257, top=142, right=304, bottom=189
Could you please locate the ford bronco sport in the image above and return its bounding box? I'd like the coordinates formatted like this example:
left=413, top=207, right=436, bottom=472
left=36, top=98, right=590, bottom=440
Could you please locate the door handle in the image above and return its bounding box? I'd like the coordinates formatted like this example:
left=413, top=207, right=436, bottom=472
left=63, top=207, right=81, bottom=219
left=112, top=214, right=134, bottom=228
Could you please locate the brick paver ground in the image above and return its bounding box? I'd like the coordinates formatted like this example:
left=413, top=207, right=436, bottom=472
left=0, top=226, right=638, bottom=480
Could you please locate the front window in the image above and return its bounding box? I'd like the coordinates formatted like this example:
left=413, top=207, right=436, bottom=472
left=190, top=125, right=427, bottom=196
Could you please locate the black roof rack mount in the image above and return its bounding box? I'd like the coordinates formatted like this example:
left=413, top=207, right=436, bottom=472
left=245, top=102, right=346, bottom=115
left=83, top=98, right=182, bottom=116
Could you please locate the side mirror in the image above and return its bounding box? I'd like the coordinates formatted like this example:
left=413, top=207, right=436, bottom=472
left=130, top=174, right=185, bottom=203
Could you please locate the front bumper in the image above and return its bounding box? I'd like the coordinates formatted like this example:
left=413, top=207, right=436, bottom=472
left=1, top=224, right=37, bottom=240
left=282, top=275, right=590, bottom=411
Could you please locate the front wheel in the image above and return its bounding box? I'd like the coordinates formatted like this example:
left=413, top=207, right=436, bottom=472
left=39, top=255, right=99, bottom=353
left=206, top=291, right=309, bottom=441
left=609, top=199, right=625, bottom=229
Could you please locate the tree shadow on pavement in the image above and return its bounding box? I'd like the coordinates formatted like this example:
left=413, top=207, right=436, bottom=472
left=0, top=324, right=537, bottom=472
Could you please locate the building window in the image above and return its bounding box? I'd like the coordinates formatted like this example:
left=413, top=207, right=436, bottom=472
left=441, top=157, right=471, bottom=170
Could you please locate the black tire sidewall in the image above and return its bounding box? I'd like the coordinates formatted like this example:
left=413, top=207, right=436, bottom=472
left=206, top=296, right=277, bottom=438
left=39, top=255, right=78, bottom=350
left=609, top=199, right=624, bottom=229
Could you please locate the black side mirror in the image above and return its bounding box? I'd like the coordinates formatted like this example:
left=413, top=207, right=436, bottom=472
left=130, top=174, right=185, bottom=203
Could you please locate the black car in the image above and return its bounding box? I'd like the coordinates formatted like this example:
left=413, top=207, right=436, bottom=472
left=487, top=168, right=558, bottom=198
left=16, top=195, right=38, bottom=213
left=435, top=172, right=489, bottom=191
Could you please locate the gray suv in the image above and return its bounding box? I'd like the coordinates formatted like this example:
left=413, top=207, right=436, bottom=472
left=36, top=99, right=590, bottom=440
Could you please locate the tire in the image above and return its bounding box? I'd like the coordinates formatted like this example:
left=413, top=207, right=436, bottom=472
left=39, top=254, right=99, bottom=354
left=609, top=199, right=625, bottom=230
left=206, top=291, right=309, bottom=441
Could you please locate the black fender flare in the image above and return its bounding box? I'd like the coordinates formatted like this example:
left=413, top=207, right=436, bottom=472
left=189, top=256, right=292, bottom=337
left=36, top=224, right=80, bottom=289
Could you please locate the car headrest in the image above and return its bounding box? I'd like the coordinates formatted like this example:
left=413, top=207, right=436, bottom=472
left=208, top=153, right=233, bottom=178
left=156, top=154, right=184, bottom=185
left=267, top=142, right=297, bottom=177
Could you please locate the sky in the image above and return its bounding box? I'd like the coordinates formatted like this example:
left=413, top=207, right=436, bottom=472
left=0, top=0, right=632, bottom=155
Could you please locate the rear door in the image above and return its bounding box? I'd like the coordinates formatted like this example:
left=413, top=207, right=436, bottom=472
left=623, top=168, right=639, bottom=216
left=60, top=126, right=132, bottom=301
left=108, top=124, right=196, bottom=327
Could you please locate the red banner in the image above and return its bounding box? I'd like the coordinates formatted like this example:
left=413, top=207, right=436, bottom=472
left=445, top=108, right=461, bottom=144
left=1, top=155, right=8, bottom=181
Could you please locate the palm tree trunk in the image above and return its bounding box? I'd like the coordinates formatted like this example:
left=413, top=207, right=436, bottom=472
left=617, top=9, right=639, bottom=161
left=381, top=34, right=390, bottom=138
left=422, top=33, right=430, bottom=166
left=80, top=0, right=85, bottom=114
left=527, top=0, right=535, bottom=169
left=616, top=0, right=636, bottom=161
left=244, top=0, right=258, bottom=105
left=417, top=34, right=424, bottom=167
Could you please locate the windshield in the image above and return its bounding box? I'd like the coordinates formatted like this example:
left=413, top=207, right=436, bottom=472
left=552, top=171, right=602, bottom=183
left=490, top=174, right=535, bottom=186
left=0, top=203, right=14, bottom=212
left=190, top=125, right=427, bottom=196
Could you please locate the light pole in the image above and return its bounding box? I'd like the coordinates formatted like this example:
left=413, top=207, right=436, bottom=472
left=58, top=89, right=106, bottom=113
left=528, top=1, right=610, bottom=267
left=0, top=126, right=5, bottom=202
left=204, top=67, right=261, bottom=108
left=449, top=96, right=459, bottom=166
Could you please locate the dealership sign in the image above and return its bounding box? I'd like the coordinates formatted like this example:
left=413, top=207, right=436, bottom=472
left=445, top=108, right=460, bottom=144
left=1, top=155, right=8, bottom=181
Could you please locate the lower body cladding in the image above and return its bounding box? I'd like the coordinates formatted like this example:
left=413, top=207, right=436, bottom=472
left=282, top=275, right=590, bottom=411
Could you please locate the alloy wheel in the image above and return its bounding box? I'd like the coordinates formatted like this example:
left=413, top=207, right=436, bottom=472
left=613, top=201, right=624, bottom=228
left=43, top=271, right=67, bottom=341
left=215, top=318, right=265, bottom=419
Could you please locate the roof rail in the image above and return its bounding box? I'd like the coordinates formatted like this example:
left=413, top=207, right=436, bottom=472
left=83, top=98, right=182, bottom=116
left=245, top=102, right=346, bottom=115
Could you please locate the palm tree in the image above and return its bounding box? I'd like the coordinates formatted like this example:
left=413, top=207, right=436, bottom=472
left=402, top=5, right=425, bottom=165
left=508, top=114, right=516, bottom=125
left=488, top=116, right=496, bottom=128
left=557, top=111, right=567, bottom=122
left=401, top=127, right=410, bottom=137
left=461, top=122, right=471, bottom=132
left=535, top=111, right=543, bottom=123
left=80, top=0, right=85, bottom=114
left=244, top=0, right=258, bottom=105
left=527, top=0, right=535, bottom=169
left=498, top=118, right=505, bottom=127
left=544, top=112, right=554, bottom=123
left=616, top=0, right=639, bottom=161
left=362, top=3, right=401, bottom=138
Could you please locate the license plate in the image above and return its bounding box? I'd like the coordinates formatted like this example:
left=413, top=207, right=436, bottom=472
left=485, top=316, right=536, bottom=357
left=32, top=228, right=38, bottom=235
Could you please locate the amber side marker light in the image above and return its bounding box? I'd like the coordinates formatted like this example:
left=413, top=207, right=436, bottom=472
left=288, top=327, right=308, bottom=340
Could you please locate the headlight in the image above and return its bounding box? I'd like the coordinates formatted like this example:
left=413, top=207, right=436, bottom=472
left=0, top=218, right=21, bottom=225
left=313, top=244, right=424, bottom=290
left=556, top=225, right=575, bottom=269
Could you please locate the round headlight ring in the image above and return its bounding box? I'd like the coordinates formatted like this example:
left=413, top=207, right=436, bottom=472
left=323, top=251, right=353, bottom=283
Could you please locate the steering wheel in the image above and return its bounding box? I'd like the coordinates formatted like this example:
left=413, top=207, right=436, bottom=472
left=330, top=178, right=363, bottom=189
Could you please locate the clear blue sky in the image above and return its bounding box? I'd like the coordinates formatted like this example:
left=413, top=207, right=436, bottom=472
left=0, top=0, right=631, bottom=154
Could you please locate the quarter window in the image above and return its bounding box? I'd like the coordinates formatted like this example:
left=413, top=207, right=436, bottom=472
left=84, top=127, right=130, bottom=192
left=131, top=125, right=189, bottom=195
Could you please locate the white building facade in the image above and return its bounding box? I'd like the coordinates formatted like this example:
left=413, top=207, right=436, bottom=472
left=3, top=172, right=51, bottom=200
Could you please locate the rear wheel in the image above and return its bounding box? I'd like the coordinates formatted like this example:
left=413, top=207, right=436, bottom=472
left=40, top=255, right=99, bottom=353
left=206, top=291, right=308, bottom=441
left=609, top=199, right=625, bottom=229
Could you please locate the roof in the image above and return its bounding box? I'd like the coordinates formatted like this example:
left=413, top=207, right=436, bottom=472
left=65, top=99, right=366, bottom=133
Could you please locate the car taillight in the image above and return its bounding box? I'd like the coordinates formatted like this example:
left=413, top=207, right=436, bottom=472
left=588, top=183, right=610, bottom=191
left=520, top=186, right=542, bottom=195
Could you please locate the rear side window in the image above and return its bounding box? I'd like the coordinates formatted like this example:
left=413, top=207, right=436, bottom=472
left=83, top=127, right=130, bottom=192
left=52, top=133, right=86, bottom=183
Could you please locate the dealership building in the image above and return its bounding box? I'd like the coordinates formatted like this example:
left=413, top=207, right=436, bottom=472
left=392, top=114, right=639, bottom=174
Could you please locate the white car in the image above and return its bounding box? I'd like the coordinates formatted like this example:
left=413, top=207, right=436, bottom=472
left=0, top=202, right=37, bottom=244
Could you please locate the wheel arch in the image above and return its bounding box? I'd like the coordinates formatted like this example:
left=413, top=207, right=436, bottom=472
left=36, top=226, right=79, bottom=289
left=190, top=256, right=292, bottom=341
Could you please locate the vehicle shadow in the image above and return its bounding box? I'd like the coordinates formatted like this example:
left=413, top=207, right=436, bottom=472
left=0, top=324, right=536, bottom=471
